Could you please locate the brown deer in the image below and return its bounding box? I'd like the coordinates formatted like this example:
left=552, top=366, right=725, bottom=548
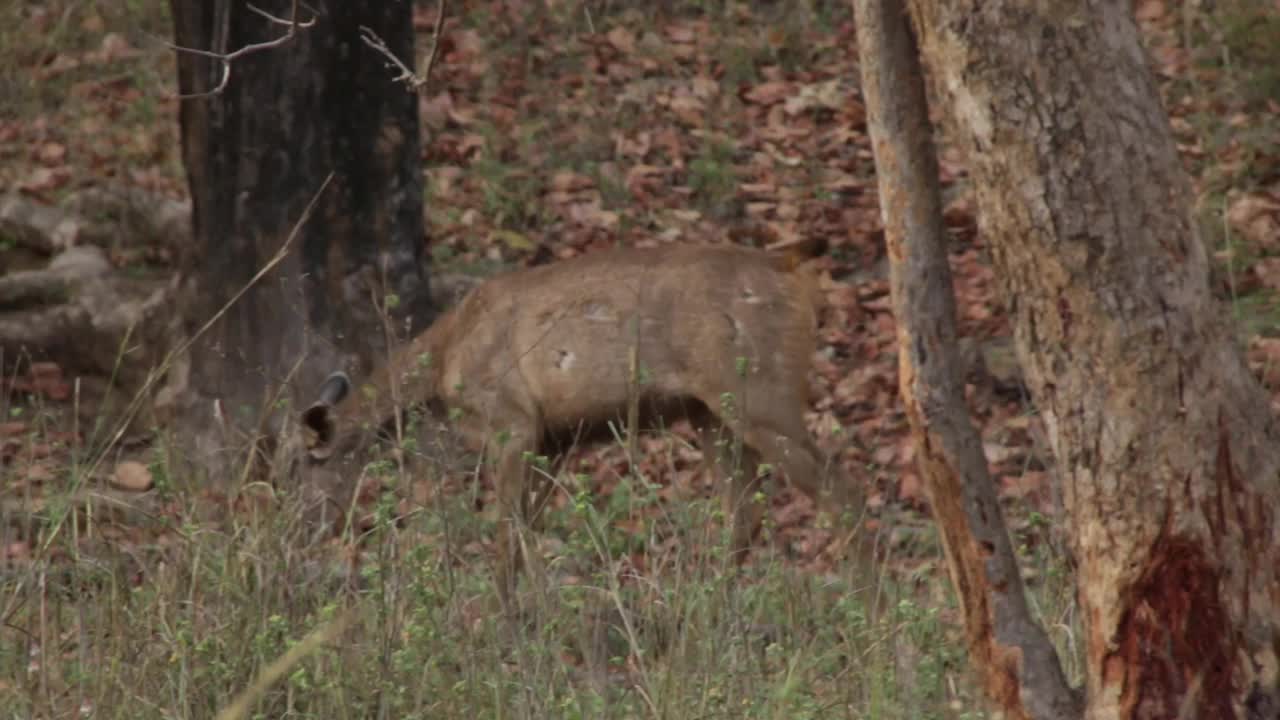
left=299, top=242, right=860, bottom=607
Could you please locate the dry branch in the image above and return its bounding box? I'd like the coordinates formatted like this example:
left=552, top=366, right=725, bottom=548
left=359, top=0, right=448, bottom=93
left=164, top=0, right=316, bottom=99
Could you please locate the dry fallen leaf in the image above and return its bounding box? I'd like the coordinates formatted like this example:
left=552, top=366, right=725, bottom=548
left=24, top=462, right=56, bottom=484
left=1134, top=0, right=1166, bottom=21
left=0, top=422, right=27, bottom=437
left=111, top=461, right=154, bottom=492
left=897, top=472, right=926, bottom=507
left=94, top=33, right=141, bottom=63
left=1227, top=193, right=1280, bottom=249
left=549, top=170, right=595, bottom=193
left=37, top=142, right=67, bottom=166
left=741, top=81, right=792, bottom=106
left=1253, top=257, right=1280, bottom=291
left=606, top=26, right=636, bottom=55
left=4, top=541, right=31, bottom=564
left=18, top=166, right=72, bottom=195
left=11, top=362, right=72, bottom=401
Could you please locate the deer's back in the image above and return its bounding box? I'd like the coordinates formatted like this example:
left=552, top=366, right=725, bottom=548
left=434, top=245, right=819, bottom=431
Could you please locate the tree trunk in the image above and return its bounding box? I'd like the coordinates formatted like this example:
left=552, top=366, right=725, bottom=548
left=905, top=1, right=1280, bottom=718
left=168, top=0, right=432, bottom=464
left=853, top=2, right=1080, bottom=718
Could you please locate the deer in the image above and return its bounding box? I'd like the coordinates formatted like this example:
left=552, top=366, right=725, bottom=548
left=298, top=242, right=864, bottom=608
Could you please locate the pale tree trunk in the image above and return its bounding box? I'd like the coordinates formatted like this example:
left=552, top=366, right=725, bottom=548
left=903, top=1, right=1280, bottom=718
left=853, top=2, right=1080, bottom=718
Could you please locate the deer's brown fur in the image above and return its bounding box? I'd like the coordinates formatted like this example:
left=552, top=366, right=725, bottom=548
left=301, top=243, right=856, bottom=607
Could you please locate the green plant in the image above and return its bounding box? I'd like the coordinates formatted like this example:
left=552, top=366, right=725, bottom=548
left=688, top=134, right=740, bottom=214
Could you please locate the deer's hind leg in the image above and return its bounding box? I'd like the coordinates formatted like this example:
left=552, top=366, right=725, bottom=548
left=740, top=398, right=852, bottom=511
left=466, top=406, right=543, bottom=612
left=697, top=417, right=764, bottom=560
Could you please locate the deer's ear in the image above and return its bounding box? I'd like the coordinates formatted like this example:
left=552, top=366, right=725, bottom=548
left=302, top=372, right=350, bottom=460
left=315, top=371, right=351, bottom=407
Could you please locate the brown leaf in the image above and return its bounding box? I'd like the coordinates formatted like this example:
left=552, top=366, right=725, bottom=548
left=25, top=462, right=56, bottom=484
left=606, top=26, right=636, bottom=55
left=765, top=26, right=788, bottom=50
left=4, top=541, right=31, bottom=562
left=549, top=170, right=595, bottom=193
left=783, top=80, right=850, bottom=116
left=1134, top=0, right=1165, bottom=21
left=429, top=165, right=466, bottom=198
left=17, top=362, right=72, bottom=401
left=420, top=91, right=454, bottom=130
left=1227, top=193, right=1280, bottom=249
left=1254, top=257, right=1280, bottom=291
left=613, top=131, right=652, bottom=159
left=665, top=25, right=696, bottom=43
left=0, top=422, right=27, bottom=438
left=456, top=133, right=486, bottom=157
left=94, top=33, right=141, bottom=63
left=111, top=461, right=154, bottom=492
left=1248, top=337, right=1280, bottom=387
left=38, top=53, right=81, bottom=79
left=741, top=82, right=792, bottom=106
left=738, top=182, right=776, bottom=198
left=452, top=28, right=486, bottom=55
left=37, top=142, right=67, bottom=166
left=999, top=472, right=1052, bottom=513
left=411, top=5, right=439, bottom=30
left=668, top=88, right=706, bottom=127
left=567, top=202, right=619, bottom=230
left=80, top=12, right=105, bottom=33
left=897, top=472, right=926, bottom=506
left=18, top=166, right=71, bottom=195
left=446, top=104, right=477, bottom=127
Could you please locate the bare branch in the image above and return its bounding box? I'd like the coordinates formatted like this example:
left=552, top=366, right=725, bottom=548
left=421, top=0, right=448, bottom=92
left=359, top=0, right=448, bottom=93
left=246, top=1, right=318, bottom=27
left=358, top=26, right=418, bottom=86
left=167, top=0, right=316, bottom=100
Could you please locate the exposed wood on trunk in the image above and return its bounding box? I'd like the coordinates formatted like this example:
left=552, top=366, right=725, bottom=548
left=905, top=1, right=1280, bottom=717
left=852, top=2, right=1082, bottom=718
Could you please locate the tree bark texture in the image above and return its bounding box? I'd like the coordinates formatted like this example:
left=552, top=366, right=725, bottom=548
left=853, top=2, right=1082, bottom=718
left=905, top=2, right=1280, bottom=718
left=170, top=0, right=431, bottom=442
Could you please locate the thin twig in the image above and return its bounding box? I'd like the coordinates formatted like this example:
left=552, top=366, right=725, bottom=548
left=246, top=0, right=318, bottom=26
left=358, top=26, right=418, bottom=86
left=358, top=0, right=448, bottom=93
left=421, top=0, right=449, bottom=92
left=166, top=0, right=316, bottom=100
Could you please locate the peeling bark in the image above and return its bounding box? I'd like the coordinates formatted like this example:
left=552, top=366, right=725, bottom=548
left=904, top=1, right=1280, bottom=717
left=853, top=2, right=1081, bottom=718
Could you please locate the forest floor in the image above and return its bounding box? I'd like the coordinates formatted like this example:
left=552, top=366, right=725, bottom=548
left=2, top=1, right=1279, bottom=718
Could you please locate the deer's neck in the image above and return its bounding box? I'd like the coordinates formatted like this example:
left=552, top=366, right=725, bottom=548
left=337, top=307, right=458, bottom=430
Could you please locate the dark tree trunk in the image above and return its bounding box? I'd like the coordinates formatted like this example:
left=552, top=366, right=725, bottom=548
left=168, top=0, right=431, bottom=459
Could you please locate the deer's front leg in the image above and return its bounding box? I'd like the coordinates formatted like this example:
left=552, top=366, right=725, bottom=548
left=699, top=420, right=764, bottom=560
left=489, top=419, right=541, bottom=613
